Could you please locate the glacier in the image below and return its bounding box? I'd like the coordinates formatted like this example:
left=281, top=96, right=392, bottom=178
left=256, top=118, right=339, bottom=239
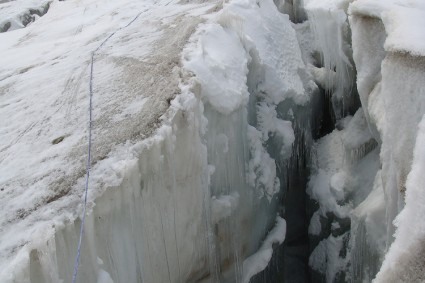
left=1, top=0, right=425, bottom=282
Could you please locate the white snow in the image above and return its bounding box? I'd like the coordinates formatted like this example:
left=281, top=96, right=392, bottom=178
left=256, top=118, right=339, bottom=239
left=257, top=102, right=295, bottom=159
left=183, top=22, right=250, bottom=115
left=307, top=108, right=381, bottom=281
left=349, top=0, right=425, bottom=56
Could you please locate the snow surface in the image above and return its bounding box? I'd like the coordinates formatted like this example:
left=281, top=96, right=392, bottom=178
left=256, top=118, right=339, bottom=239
left=0, top=0, right=219, bottom=280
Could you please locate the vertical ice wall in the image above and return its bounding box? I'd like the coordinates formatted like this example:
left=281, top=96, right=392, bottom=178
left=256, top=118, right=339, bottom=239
left=184, top=0, right=319, bottom=281
left=304, top=0, right=358, bottom=120
left=8, top=0, right=321, bottom=282
left=304, top=0, right=425, bottom=282
left=20, top=90, right=212, bottom=283
left=350, top=2, right=425, bottom=281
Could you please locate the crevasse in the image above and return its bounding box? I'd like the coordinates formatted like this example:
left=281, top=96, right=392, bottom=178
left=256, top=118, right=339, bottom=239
left=9, top=0, right=319, bottom=282
left=3, top=0, right=425, bottom=282
left=304, top=0, right=425, bottom=282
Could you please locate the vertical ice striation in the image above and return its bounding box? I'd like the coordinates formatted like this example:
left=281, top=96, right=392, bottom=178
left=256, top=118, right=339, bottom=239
left=3, top=0, right=320, bottom=282
left=184, top=0, right=319, bottom=281
left=349, top=2, right=425, bottom=282
left=305, top=0, right=425, bottom=282
left=304, top=0, right=358, bottom=120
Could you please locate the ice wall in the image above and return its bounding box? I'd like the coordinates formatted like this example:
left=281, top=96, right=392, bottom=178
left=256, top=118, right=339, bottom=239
left=349, top=2, right=425, bottom=281
left=305, top=0, right=425, bottom=282
left=184, top=0, right=320, bottom=280
left=6, top=87, right=212, bottom=283
left=2, top=0, right=319, bottom=282
left=304, top=0, right=358, bottom=120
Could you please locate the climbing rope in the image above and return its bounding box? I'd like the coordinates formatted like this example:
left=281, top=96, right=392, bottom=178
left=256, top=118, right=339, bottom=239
left=71, top=10, right=145, bottom=283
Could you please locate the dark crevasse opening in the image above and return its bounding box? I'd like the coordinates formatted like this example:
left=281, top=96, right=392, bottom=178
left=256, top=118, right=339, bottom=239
left=250, top=87, right=343, bottom=283
left=246, top=43, right=335, bottom=282
left=249, top=1, right=362, bottom=281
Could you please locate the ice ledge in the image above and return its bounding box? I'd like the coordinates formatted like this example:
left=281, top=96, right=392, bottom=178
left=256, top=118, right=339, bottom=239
left=349, top=0, right=425, bottom=56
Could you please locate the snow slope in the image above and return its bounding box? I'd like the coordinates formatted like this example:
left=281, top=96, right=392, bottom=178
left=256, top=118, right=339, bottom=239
left=0, top=0, right=219, bottom=281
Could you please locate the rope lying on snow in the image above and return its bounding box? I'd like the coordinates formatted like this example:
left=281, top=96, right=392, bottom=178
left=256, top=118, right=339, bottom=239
left=71, top=10, right=146, bottom=283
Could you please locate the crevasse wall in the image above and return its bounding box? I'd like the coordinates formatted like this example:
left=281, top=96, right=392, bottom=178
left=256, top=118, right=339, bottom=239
left=304, top=0, right=425, bottom=282
left=350, top=2, right=425, bottom=281
left=18, top=86, right=211, bottom=283
left=5, top=0, right=320, bottom=282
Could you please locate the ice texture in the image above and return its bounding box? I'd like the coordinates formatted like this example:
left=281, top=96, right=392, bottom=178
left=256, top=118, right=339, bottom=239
left=304, top=0, right=356, bottom=119
left=307, top=0, right=425, bottom=282
left=0, top=0, right=314, bottom=281
left=350, top=0, right=425, bottom=56
left=242, top=216, right=286, bottom=283
left=374, top=115, right=425, bottom=282
left=307, top=109, right=381, bottom=282
left=350, top=2, right=425, bottom=279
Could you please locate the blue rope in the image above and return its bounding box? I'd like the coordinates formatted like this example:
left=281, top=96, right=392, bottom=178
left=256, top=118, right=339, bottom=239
left=71, top=10, right=145, bottom=283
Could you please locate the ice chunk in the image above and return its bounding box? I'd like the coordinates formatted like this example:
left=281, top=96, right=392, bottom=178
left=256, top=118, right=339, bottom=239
left=184, top=23, right=250, bottom=115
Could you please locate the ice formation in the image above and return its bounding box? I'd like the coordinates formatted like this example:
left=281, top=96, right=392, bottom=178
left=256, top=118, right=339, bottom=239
left=0, top=0, right=311, bottom=282
left=1, top=0, right=425, bottom=282
left=305, top=0, right=425, bottom=282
